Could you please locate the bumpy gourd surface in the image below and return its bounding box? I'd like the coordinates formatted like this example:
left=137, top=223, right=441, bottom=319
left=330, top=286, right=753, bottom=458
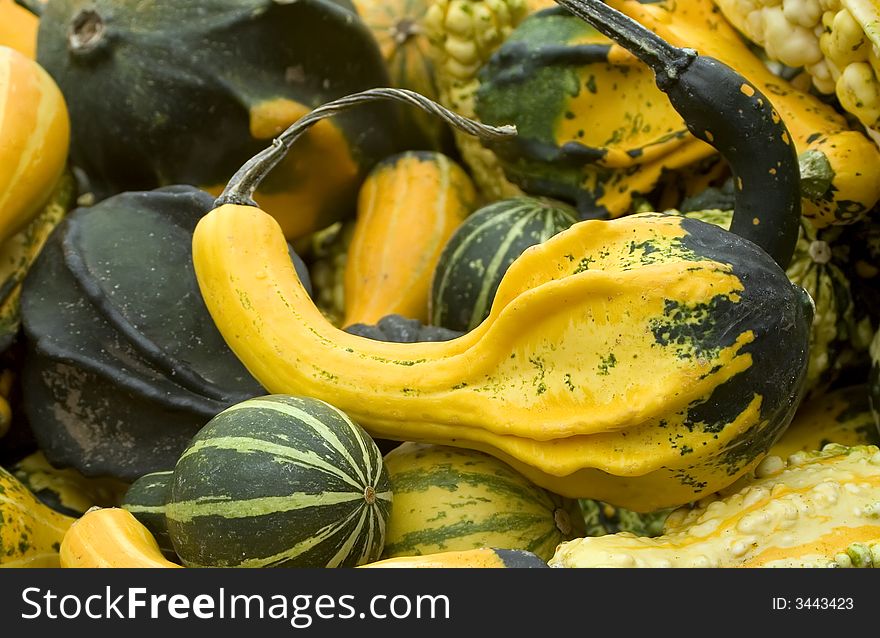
left=550, top=444, right=880, bottom=568
left=193, top=204, right=810, bottom=511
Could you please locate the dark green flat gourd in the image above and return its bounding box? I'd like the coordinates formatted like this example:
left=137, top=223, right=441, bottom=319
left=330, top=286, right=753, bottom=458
left=429, top=196, right=578, bottom=332
left=165, top=394, right=392, bottom=568
left=345, top=313, right=462, bottom=343
left=33, top=0, right=421, bottom=240
left=19, top=185, right=297, bottom=481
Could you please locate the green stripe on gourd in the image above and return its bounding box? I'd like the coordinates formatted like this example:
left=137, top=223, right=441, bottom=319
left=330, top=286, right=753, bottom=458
left=165, top=395, right=392, bottom=568
left=121, top=471, right=176, bottom=560
left=680, top=209, right=858, bottom=396
left=381, top=442, right=585, bottom=561
left=430, top=197, right=577, bottom=332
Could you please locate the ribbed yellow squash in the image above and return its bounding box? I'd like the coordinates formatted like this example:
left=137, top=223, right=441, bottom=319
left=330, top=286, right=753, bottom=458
left=0, top=46, right=70, bottom=245
left=0, top=466, right=74, bottom=568
left=344, top=151, right=477, bottom=325
left=60, top=508, right=181, bottom=568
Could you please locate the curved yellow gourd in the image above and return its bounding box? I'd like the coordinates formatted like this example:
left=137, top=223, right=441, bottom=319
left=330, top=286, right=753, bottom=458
left=550, top=445, right=880, bottom=568
left=0, top=466, right=74, bottom=568
left=0, top=46, right=70, bottom=245
left=60, top=508, right=181, bottom=568
left=344, top=151, right=477, bottom=325
left=192, top=201, right=810, bottom=511
left=609, top=0, right=880, bottom=227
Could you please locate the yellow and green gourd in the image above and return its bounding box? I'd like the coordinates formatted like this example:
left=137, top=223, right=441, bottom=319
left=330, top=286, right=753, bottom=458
left=11, top=451, right=129, bottom=518
left=0, top=465, right=75, bottom=568
left=381, top=442, right=585, bottom=561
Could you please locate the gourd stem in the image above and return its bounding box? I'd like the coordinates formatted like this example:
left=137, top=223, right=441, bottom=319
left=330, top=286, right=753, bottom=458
left=217, top=88, right=516, bottom=208
left=14, top=0, right=45, bottom=17
left=553, top=0, right=695, bottom=83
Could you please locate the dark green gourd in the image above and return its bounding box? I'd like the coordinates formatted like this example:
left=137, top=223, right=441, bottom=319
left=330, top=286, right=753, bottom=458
left=19, top=186, right=307, bottom=481
left=122, top=471, right=177, bottom=560
left=165, top=395, right=393, bottom=568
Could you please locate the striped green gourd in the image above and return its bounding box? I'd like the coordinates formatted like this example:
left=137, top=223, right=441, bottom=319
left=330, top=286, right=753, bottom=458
left=122, top=471, right=176, bottom=560
left=381, top=442, right=585, bottom=562
left=165, top=395, right=392, bottom=568
left=429, top=196, right=578, bottom=332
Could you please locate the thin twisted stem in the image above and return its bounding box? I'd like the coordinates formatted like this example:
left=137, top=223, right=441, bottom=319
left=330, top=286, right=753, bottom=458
left=217, top=88, right=516, bottom=207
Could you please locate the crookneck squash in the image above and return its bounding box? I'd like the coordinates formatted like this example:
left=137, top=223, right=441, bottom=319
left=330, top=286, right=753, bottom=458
left=192, top=0, right=811, bottom=512
left=0, top=170, right=75, bottom=353
left=550, top=444, right=880, bottom=568
left=20, top=186, right=267, bottom=481
left=344, top=151, right=477, bottom=326
left=0, top=44, right=69, bottom=246
left=360, top=547, right=549, bottom=568
left=31, top=0, right=417, bottom=241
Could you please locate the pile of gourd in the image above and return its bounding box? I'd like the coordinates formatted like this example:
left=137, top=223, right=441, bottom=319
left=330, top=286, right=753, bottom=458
left=1, top=0, right=879, bottom=570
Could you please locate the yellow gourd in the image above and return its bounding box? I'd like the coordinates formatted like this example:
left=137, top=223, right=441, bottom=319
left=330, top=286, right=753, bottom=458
left=0, top=46, right=70, bottom=245
left=60, top=508, right=181, bottom=568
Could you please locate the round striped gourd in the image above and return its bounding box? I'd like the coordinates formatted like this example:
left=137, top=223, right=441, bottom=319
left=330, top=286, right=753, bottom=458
left=344, top=151, right=477, bottom=326
left=381, top=442, right=585, bottom=561
left=122, top=471, right=176, bottom=560
left=166, top=395, right=392, bottom=568
left=429, top=196, right=578, bottom=332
